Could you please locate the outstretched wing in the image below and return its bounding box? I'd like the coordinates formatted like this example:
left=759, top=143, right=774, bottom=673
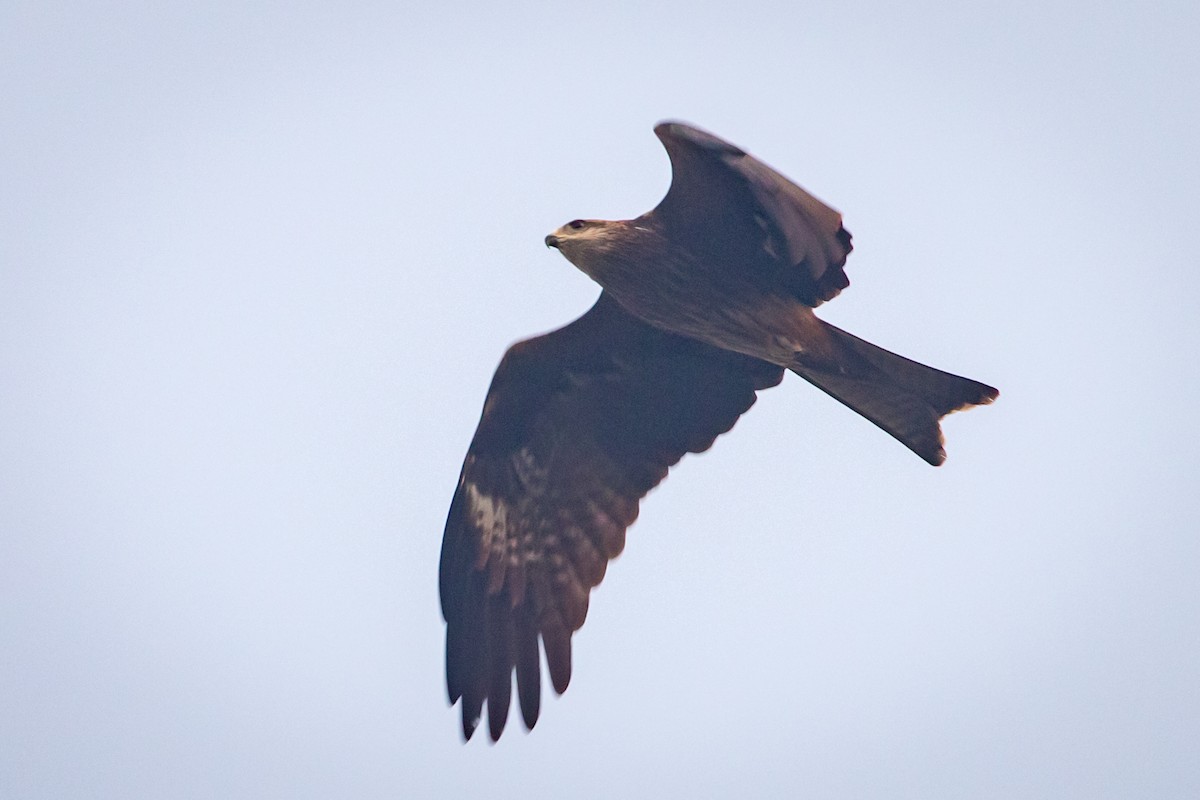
left=439, top=293, right=783, bottom=741
left=649, top=120, right=853, bottom=307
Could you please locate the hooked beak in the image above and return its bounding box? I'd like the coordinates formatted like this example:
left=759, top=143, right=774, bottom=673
left=544, top=234, right=560, bottom=249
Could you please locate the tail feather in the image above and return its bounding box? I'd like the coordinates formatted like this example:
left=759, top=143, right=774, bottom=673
left=792, top=321, right=998, bottom=465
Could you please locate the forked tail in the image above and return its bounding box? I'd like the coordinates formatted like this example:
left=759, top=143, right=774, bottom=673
left=791, top=321, right=998, bottom=465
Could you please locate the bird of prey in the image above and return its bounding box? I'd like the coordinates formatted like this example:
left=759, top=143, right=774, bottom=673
left=439, top=121, right=998, bottom=741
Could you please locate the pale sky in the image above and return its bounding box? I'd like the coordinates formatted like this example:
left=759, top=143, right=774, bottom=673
left=3, top=2, right=1199, bottom=798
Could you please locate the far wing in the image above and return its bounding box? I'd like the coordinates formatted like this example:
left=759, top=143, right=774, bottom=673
left=650, top=120, right=853, bottom=307
left=439, top=293, right=783, bottom=740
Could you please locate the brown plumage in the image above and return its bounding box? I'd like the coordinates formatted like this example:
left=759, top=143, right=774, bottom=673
left=440, top=121, right=997, bottom=741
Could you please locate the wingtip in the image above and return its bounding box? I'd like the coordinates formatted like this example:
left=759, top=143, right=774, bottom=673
left=520, top=700, right=540, bottom=732
left=489, top=712, right=506, bottom=742
left=462, top=711, right=481, bottom=742
left=459, top=694, right=535, bottom=742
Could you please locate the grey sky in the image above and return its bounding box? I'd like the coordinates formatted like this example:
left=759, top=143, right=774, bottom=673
left=3, top=2, right=1198, bottom=798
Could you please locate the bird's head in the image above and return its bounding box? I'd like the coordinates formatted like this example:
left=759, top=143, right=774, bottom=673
left=544, top=219, right=625, bottom=278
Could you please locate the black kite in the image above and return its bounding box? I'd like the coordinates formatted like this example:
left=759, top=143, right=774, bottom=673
left=439, top=122, right=997, bottom=740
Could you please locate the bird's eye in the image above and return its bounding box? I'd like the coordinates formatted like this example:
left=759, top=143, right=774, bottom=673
left=567, top=219, right=586, bottom=230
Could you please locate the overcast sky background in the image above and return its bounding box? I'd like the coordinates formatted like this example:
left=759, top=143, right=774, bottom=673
left=3, top=2, right=1199, bottom=798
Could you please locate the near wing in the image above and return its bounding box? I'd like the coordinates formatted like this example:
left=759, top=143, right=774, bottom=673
left=649, top=120, right=853, bottom=307
left=439, top=293, right=783, bottom=741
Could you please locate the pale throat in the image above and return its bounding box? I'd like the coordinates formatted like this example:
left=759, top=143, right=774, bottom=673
left=563, top=224, right=669, bottom=286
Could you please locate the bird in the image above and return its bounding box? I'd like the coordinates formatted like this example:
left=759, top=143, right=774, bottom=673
left=438, top=121, right=998, bottom=741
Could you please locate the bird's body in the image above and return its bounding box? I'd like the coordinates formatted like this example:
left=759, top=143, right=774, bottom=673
left=549, top=221, right=819, bottom=365
left=439, top=121, right=998, bottom=741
